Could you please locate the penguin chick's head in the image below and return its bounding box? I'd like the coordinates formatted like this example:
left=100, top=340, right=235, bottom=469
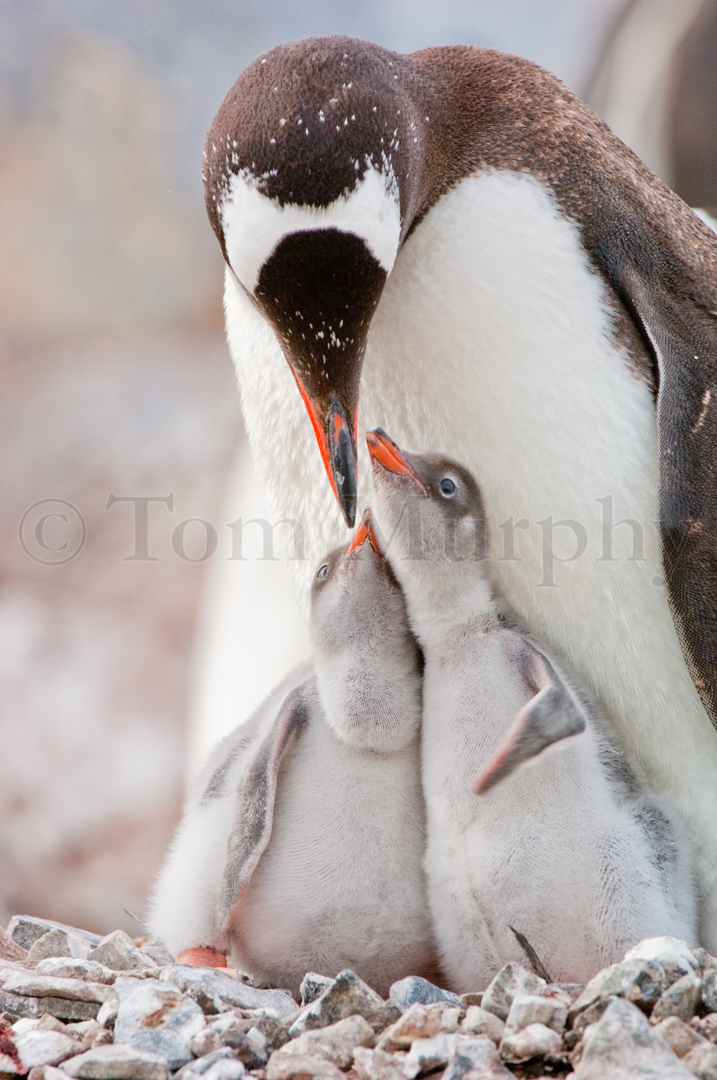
left=367, top=427, right=488, bottom=579
left=309, top=507, right=422, bottom=751
left=204, top=36, right=428, bottom=528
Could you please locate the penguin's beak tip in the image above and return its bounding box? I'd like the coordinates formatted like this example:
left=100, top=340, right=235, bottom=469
left=366, top=428, right=426, bottom=493
left=328, top=399, right=358, bottom=529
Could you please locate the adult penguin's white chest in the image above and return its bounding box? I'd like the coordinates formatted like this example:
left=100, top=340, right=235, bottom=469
left=227, top=167, right=717, bottom=947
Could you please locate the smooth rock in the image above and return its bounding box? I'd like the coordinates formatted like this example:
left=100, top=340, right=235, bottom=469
left=175, top=1048, right=245, bottom=1080
left=87, top=933, right=150, bottom=974
left=499, top=1022, right=562, bottom=1063
left=624, top=938, right=699, bottom=986
left=161, top=966, right=296, bottom=1019
left=6, top=920, right=99, bottom=958
left=27, top=934, right=72, bottom=963
left=388, top=978, right=462, bottom=1012
left=0, top=929, right=28, bottom=964
left=651, top=972, right=702, bottom=1023
left=15, top=1031, right=81, bottom=1068
left=568, top=959, right=667, bottom=1024
left=266, top=1052, right=343, bottom=1080
left=377, top=1004, right=444, bottom=1051
left=442, top=1036, right=513, bottom=1080
left=0, top=992, right=100, bottom=1022
left=573, top=997, right=693, bottom=1079
left=288, top=972, right=399, bottom=1038
left=504, top=993, right=566, bottom=1035
left=34, top=964, right=113, bottom=987
left=683, top=1042, right=717, bottom=1080
left=299, top=976, right=333, bottom=1008
left=402, top=1032, right=459, bottom=1078
left=176, top=1045, right=240, bottom=1080
left=481, top=965, right=545, bottom=1022
left=113, top=977, right=205, bottom=1070
left=276, top=1014, right=373, bottom=1069
left=459, top=1006, right=505, bottom=1046
left=353, top=1047, right=407, bottom=1080
left=653, top=1016, right=706, bottom=1057
left=60, top=1043, right=169, bottom=1080
left=1, top=975, right=115, bottom=1006
left=94, top=1003, right=116, bottom=1029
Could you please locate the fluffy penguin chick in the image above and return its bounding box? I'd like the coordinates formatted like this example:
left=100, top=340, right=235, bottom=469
left=367, top=428, right=697, bottom=991
left=148, top=510, right=434, bottom=996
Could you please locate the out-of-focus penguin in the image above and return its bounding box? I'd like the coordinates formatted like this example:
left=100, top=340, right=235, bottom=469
left=148, top=511, right=434, bottom=996
left=367, top=428, right=696, bottom=990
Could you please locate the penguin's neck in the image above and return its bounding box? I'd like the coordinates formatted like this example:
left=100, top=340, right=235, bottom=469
left=395, top=558, right=495, bottom=649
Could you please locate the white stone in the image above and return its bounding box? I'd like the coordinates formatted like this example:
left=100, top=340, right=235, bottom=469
left=113, top=977, right=205, bottom=1070
left=87, top=931, right=152, bottom=973
left=624, top=938, right=699, bottom=985
left=459, top=1005, right=506, bottom=1044
left=15, top=1030, right=82, bottom=1068
left=500, top=1022, right=562, bottom=1063
left=35, top=960, right=115, bottom=985
left=1, top=972, right=117, bottom=1004
left=505, top=993, right=567, bottom=1034
left=401, top=1033, right=459, bottom=1078
left=60, top=1043, right=169, bottom=1080
left=275, top=1014, right=374, bottom=1069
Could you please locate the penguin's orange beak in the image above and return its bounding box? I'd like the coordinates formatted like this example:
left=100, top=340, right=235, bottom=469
left=346, top=507, right=383, bottom=556
left=294, top=380, right=358, bottom=529
left=366, top=428, right=426, bottom=493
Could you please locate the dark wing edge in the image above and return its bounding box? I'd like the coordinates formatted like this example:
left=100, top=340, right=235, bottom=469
left=219, top=685, right=310, bottom=929
left=473, top=635, right=587, bottom=796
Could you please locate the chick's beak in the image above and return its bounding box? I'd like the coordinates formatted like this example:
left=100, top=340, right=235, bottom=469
left=366, top=428, right=426, bottom=492
left=346, top=508, right=382, bottom=555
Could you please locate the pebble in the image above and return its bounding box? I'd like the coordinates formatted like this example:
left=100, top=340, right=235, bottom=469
left=353, top=1046, right=407, bottom=1080
left=27, top=932, right=73, bottom=963
left=623, top=937, right=700, bottom=985
left=14, top=1029, right=81, bottom=1068
left=401, top=1032, right=460, bottom=1077
left=442, top=1037, right=513, bottom=1080
left=288, top=971, right=399, bottom=1038
left=388, top=978, right=462, bottom=1012
left=1, top=974, right=116, bottom=1005
left=0, top=992, right=101, bottom=1023
left=87, top=933, right=154, bottom=974
left=568, top=958, right=667, bottom=1024
left=113, top=977, right=205, bottom=1070
left=298, top=976, right=332, bottom=1008
left=266, top=1052, right=343, bottom=1080
left=6, top=920, right=100, bottom=958
left=651, top=971, right=702, bottom=1023
left=94, top=1002, right=117, bottom=1029
left=34, top=962, right=115, bottom=986
left=573, top=997, right=693, bottom=1079
left=500, top=1022, right=563, bottom=1063
left=175, top=1047, right=245, bottom=1080
left=653, top=1015, right=707, bottom=1057
left=376, top=1004, right=444, bottom=1051
left=683, top=1042, right=717, bottom=1080
left=504, top=992, right=566, bottom=1035
left=458, top=1005, right=505, bottom=1045
left=481, top=963, right=545, bottom=1022
left=703, top=969, right=717, bottom=1013
left=0, top=928, right=28, bottom=964
left=161, top=966, right=296, bottom=1019
left=60, top=1043, right=169, bottom=1080
left=273, top=1014, right=374, bottom=1069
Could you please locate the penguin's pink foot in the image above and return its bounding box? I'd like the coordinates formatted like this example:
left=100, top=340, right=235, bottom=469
left=177, top=946, right=227, bottom=968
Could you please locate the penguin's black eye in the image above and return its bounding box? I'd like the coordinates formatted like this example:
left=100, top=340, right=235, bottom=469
left=439, top=478, right=457, bottom=496
left=316, top=563, right=330, bottom=580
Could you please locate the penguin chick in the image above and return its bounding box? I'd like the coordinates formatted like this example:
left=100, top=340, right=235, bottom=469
left=147, top=510, right=433, bottom=996
left=367, top=427, right=697, bottom=991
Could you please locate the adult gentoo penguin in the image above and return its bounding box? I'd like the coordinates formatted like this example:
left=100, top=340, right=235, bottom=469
left=203, top=38, right=717, bottom=944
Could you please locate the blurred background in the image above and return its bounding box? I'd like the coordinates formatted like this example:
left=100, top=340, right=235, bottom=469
left=1, top=0, right=716, bottom=939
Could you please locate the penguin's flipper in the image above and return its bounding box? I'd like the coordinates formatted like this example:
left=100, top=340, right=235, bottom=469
left=219, top=684, right=310, bottom=929
left=472, top=637, right=586, bottom=795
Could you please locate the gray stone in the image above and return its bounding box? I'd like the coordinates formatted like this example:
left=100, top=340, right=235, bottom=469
left=15, top=1030, right=82, bottom=1068
left=94, top=1003, right=117, bottom=1029
left=388, top=978, right=462, bottom=1012
left=353, top=1047, right=408, bottom=1080
left=684, top=1042, right=717, bottom=1080
left=248, top=1014, right=292, bottom=1051
left=458, top=994, right=483, bottom=1009
left=623, top=938, right=700, bottom=986
left=288, top=971, right=399, bottom=1038
left=652, top=1016, right=706, bottom=1057
left=189, top=1028, right=224, bottom=1058
left=275, top=1014, right=374, bottom=1069
left=377, top=1004, right=445, bottom=1051
left=402, top=1032, right=460, bottom=1077
left=499, top=1023, right=562, bottom=1063
left=504, top=993, right=566, bottom=1035
left=299, top=975, right=333, bottom=1008
left=60, top=1043, right=169, bottom=1080
left=266, top=1052, right=344, bottom=1080
left=481, top=964, right=545, bottom=1023
left=570, top=994, right=620, bottom=1038
left=175, top=1048, right=244, bottom=1080
left=27, top=933, right=73, bottom=963
left=6, top=919, right=100, bottom=957
left=459, top=1006, right=505, bottom=1046
left=0, top=992, right=100, bottom=1022
left=0, top=928, right=28, bottom=964
left=692, top=949, right=714, bottom=976
left=138, top=944, right=174, bottom=969
left=87, top=932, right=151, bottom=973
left=651, top=972, right=702, bottom=1023
left=160, top=966, right=297, bottom=1019
left=568, top=958, right=667, bottom=1024
left=26, top=1067, right=69, bottom=1080
left=573, top=997, right=693, bottom=1079
left=34, top=962, right=114, bottom=986
left=703, top=969, right=717, bottom=1013
left=1, top=974, right=116, bottom=1006
left=442, top=1037, right=513, bottom=1080
left=219, top=1028, right=267, bottom=1069
left=113, top=977, right=205, bottom=1070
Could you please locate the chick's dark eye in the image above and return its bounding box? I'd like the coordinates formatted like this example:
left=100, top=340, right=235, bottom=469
left=440, top=478, right=457, bottom=496
left=316, top=563, right=329, bottom=580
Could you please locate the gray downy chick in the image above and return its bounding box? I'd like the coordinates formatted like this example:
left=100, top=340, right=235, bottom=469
left=367, top=426, right=697, bottom=992
left=147, top=509, right=434, bottom=996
